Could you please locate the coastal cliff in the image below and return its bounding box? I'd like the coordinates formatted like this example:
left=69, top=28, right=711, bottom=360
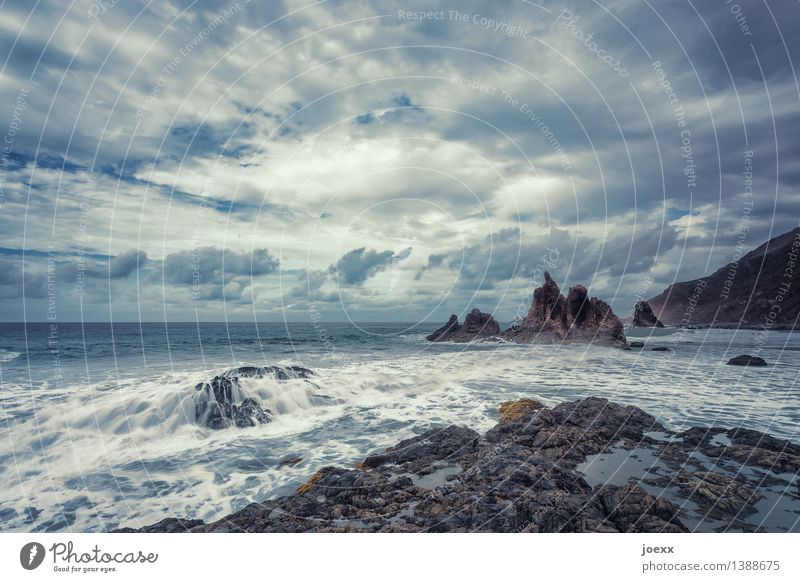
left=646, top=227, right=800, bottom=327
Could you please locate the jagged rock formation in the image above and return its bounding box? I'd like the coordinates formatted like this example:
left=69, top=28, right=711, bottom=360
left=632, top=301, right=664, bottom=328
left=119, top=397, right=800, bottom=533
left=194, top=365, right=313, bottom=429
left=425, top=309, right=501, bottom=342
left=505, top=273, right=627, bottom=346
left=426, top=314, right=460, bottom=341
left=427, top=273, right=626, bottom=347
left=647, top=227, right=800, bottom=327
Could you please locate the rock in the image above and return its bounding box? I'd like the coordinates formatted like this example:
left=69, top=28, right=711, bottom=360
left=651, top=346, right=671, bottom=352
left=671, top=470, right=761, bottom=517
left=426, top=314, right=460, bottom=341
left=504, top=273, right=627, bottom=347
left=426, top=273, right=626, bottom=348
left=225, top=365, right=314, bottom=380
left=426, top=310, right=501, bottom=343
left=498, top=399, right=545, bottom=422
left=463, top=308, right=501, bottom=336
left=646, top=228, right=800, bottom=327
left=629, top=341, right=645, bottom=348
left=114, top=517, right=204, bottom=533
left=279, top=456, right=303, bottom=468
left=727, top=355, right=767, bottom=367
left=193, top=365, right=312, bottom=429
left=591, top=484, right=686, bottom=533
left=632, top=301, right=664, bottom=328
left=122, top=396, right=800, bottom=533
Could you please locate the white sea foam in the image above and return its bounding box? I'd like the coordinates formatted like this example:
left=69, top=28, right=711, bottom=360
left=0, top=350, right=20, bottom=363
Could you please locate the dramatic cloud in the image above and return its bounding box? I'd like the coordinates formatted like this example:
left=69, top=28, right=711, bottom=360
left=0, top=0, right=798, bottom=321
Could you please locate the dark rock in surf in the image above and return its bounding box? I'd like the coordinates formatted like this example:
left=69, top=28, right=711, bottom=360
left=629, top=341, right=645, bottom=348
left=632, top=301, right=664, bottom=328
left=651, top=346, right=671, bottom=352
left=727, top=355, right=767, bottom=367
left=194, top=379, right=271, bottom=429
left=279, top=456, right=304, bottom=468
left=426, top=309, right=501, bottom=342
left=225, top=365, right=314, bottom=380
left=426, top=314, right=461, bottom=341
left=194, top=365, right=312, bottom=429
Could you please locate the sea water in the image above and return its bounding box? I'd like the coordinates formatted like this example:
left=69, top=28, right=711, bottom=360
left=0, top=322, right=797, bottom=532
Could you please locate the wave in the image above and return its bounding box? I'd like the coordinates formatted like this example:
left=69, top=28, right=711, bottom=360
left=0, top=350, right=21, bottom=363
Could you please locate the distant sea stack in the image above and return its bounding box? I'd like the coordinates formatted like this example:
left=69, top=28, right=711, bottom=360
left=632, top=301, right=664, bottom=328
left=428, top=272, right=627, bottom=348
left=426, top=309, right=501, bottom=342
left=647, top=228, right=800, bottom=328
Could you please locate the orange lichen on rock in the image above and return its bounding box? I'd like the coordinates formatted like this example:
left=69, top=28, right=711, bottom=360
left=499, top=398, right=545, bottom=422
left=296, top=469, right=326, bottom=494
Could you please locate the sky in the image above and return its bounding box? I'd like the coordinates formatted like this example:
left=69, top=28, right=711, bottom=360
left=0, top=0, right=798, bottom=323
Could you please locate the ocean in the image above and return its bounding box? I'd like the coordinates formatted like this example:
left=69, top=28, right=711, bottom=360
left=0, top=321, right=798, bottom=532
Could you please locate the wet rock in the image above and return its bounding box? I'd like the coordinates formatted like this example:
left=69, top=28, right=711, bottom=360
left=671, top=470, right=761, bottom=517
left=225, top=365, right=314, bottom=380
left=727, top=355, right=767, bottom=367
left=426, top=310, right=501, bottom=343
left=632, top=301, right=664, bottom=328
left=122, top=397, right=799, bottom=533
left=193, top=364, right=311, bottom=429
left=592, top=484, right=687, bottom=532
left=651, top=346, right=671, bottom=352
left=114, top=517, right=204, bottom=533
left=680, top=426, right=800, bottom=474
left=194, top=377, right=272, bottom=429
left=629, top=341, right=645, bottom=348
left=279, top=456, right=303, bottom=468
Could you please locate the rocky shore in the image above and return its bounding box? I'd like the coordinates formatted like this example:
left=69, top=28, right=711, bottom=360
left=118, top=397, right=800, bottom=533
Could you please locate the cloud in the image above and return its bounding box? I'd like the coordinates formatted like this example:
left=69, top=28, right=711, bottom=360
left=1, top=0, right=799, bottom=321
left=328, top=247, right=395, bottom=285
left=161, top=247, right=279, bottom=286
left=87, top=250, right=148, bottom=279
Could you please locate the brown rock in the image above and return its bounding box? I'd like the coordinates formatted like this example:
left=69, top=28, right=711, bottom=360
left=632, top=301, right=664, bottom=328
left=426, top=309, right=500, bottom=342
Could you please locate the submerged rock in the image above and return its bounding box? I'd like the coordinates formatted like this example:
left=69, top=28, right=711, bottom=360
left=629, top=341, right=645, bottom=348
left=194, top=365, right=313, bottom=429
left=727, top=355, right=767, bottom=367
left=632, top=301, right=664, bottom=328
